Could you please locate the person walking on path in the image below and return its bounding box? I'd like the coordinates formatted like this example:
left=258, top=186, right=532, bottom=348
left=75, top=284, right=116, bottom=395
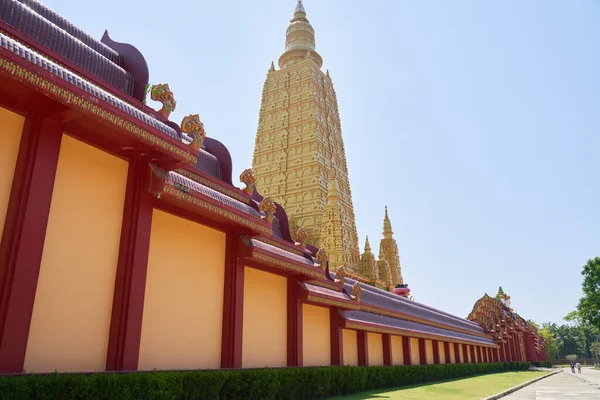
left=576, top=361, right=582, bottom=373
left=570, top=361, right=575, bottom=373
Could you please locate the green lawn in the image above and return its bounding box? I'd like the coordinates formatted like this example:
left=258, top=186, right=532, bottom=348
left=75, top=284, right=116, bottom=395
left=328, top=370, right=550, bottom=400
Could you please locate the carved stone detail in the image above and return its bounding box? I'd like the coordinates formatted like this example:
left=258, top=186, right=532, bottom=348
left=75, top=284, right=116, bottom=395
left=259, top=197, right=277, bottom=223
left=239, top=169, right=256, bottom=195
left=335, top=265, right=346, bottom=286
left=294, top=227, right=309, bottom=249
left=150, top=84, right=176, bottom=119
left=350, top=282, right=362, bottom=302
left=315, top=248, right=328, bottom=269
left=181, top=114, right=206, bottom=151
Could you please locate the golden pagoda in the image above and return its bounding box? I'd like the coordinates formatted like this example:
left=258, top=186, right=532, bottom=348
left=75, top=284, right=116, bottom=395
left=252, top=1, right=404, bottom=291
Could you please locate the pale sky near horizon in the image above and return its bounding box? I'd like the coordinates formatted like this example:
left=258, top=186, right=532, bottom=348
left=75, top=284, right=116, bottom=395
left=41, top=0, right=599, bottom=324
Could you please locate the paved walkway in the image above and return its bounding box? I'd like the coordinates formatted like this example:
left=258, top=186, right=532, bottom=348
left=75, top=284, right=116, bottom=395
left=503, top=368, right=600, bottom=399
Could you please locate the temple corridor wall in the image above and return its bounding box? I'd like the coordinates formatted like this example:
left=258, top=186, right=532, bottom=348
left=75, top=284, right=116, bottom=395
left=342, top=329, right=358, bottom=366
left=438, top=342, right=446, bottom=364
left=24, top=135, right=127, bottom=373
left=138, top=209, right=226, bottom=371
left=367, top=333, right=384, bottom=366
left=425, top=340, right=434, bottom=365
left=242, top=267, right=287, bottom=368
left=391, top=336, right=403, bottom=365
left=410, top=338, right=420, bottom=365
left=0, top=107, right=24, bottom=240
left=302, top=304, right=331, bottom=366
left=449, top=342, right=456, bottom=363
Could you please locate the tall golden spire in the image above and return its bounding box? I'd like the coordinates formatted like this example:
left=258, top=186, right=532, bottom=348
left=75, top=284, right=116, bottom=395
left=383, top=205, right=393, bottom=239
left=279, top=0, right=323, bottom=68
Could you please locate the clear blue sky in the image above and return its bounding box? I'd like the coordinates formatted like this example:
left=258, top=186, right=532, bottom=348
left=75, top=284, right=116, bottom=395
left=43, top=0, right=599, bottom=324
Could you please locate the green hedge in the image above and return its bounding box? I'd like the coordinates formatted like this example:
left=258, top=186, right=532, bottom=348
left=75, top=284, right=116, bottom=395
left=0, top=362, right=530, bottom=400
left=532, top=361, right=552, bottom=368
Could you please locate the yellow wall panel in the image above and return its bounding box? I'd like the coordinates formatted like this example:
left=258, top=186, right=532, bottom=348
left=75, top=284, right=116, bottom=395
left=24, top=135, right=127, bottom=373
left=342, top=329, right=358, bottom=366
left=367, top=333, right=383, bottom=366
left=391, top=336, right=403, bottom=365
left=425, top=340, right=434, bottom=365
left=302, top=304, right=331, bottom=366
left=138, top=209, right=226, bottom=370
left=466, top=345, right=471, bottom=363
left=242, top=267, right=287, bottom=368
left=410, top=338, right=420, bottom=365
left=449, top=343, right=456, bottom=364
left=439, top=342, right=445, bottom=364
left=0, top=107, right=24, bottom=240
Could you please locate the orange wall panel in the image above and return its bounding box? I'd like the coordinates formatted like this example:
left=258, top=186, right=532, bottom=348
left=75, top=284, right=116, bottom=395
left=342, top=329, right=358, bottom=366
left=138, top=209, right=226, bottom=371
left=302, top=304, right=331, bottom=366
left=425, top=340, right=434, bottom=365
left=439, top=342, right=445, bottom=364
left=410, top=338, right=420, bottom=365
left=242, top=267, right=287, bottom=368
left=367, top=333, right=383, bottom=366
left=449, top=343, right=456, bottom=364
left=24, top=135, right=128, bottom=373
left=0, top=107, right=24, bottom=240
left=391, top=335, right=403, bottom=365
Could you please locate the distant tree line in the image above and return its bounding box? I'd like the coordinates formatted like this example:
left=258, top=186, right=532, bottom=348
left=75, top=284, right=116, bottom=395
left=532, top=257, right=600, bottom=366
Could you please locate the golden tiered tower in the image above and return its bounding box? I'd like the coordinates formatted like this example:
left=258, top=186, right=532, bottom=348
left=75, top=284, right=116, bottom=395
left=252, top=0, right=360, bottom=269
left=379, top=206, right=403, bottom=285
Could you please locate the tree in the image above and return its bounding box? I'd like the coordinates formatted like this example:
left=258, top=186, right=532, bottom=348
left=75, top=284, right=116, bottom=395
left=577, top=257, right=600, bottom=331
left=591, top=341, right=600, bottom=367
left=566, top=354, right=578, bottom=362
left=540, top=327, right=560, bottom=362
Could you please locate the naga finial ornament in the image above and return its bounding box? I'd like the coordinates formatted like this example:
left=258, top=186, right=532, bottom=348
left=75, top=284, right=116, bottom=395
left=259, top=197, right=277, bottom=223
left=239, top=169, right=256, bottom=195
left=294, top=227, right=309, bottom=250
left=351, top=282, right=362, bottom=302
left=150, top=84, right=176, bottom=119
left=315, top=248, right=328, bottom=269
left=335, top=265, right=346, bottom=286
left=181, top=114, right=206, bottom=151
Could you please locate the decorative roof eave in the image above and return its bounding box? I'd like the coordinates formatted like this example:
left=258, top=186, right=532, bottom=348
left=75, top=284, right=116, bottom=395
left=301, top=284, right=361, bottom=310
left=176, top=166, right=255, bottom=206
left=149, top=166, right=271, bottom=235
left=239, top=240, right=325, bottom=280
left=343, top=319, right=499, bottom=348
left=357, top=302, right=492, bottom=340
left=0, top=42, right=197, bottom=166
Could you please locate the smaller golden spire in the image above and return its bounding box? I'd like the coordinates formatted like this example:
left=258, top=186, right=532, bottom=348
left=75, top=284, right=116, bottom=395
left=269, top=61, right=275, bottom=72
left=383, top=206, right=393, bottom=239
left=364, top=235, right=372, bottom=253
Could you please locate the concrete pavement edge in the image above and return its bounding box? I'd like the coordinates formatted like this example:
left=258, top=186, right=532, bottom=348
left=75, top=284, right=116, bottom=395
left=481, top=369, right=563, bottom=400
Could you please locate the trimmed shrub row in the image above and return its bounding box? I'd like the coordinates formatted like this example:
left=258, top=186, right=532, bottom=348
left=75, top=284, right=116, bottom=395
left=532, top=361, right=553, bottom=368
left=0, top=361, right=531, bottom=400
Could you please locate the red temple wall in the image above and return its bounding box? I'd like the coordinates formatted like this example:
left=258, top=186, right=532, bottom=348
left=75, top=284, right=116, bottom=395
left=302, top=304, right=331, bottom=366
left=391, top=335, right=404, bottom=365
left=138, top=209, right=226, bottom=371
left=409, top=338, right=420, bottom=365
left=0, top=107, right=24, bottom=239
left=425, top=340, right=434, bottom=365
left=367, top=333, right=384, bottom=366
left=242, top=267, right=287, bottom=368
left=23, top=135, right=127, bottom=373
left=342, top=329, right=358, bottom=366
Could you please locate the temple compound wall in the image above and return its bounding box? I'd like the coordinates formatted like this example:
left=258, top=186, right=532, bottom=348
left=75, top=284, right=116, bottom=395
left=0, top=0, right=546, bottom=375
